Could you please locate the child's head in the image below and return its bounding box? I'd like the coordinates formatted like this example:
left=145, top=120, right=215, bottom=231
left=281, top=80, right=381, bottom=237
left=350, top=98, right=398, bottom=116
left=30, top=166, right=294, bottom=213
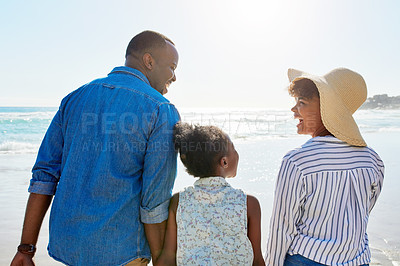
left=173, top=122, right=239, bottom=178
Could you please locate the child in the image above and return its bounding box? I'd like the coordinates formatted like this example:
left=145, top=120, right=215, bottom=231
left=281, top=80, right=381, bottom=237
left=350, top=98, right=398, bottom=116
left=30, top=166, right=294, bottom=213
left=156, top=122, right=265, bottom=266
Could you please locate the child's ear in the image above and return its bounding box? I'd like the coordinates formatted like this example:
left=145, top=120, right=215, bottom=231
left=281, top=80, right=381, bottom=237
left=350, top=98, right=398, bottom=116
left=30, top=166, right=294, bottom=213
left=219, top=156, right=229, bottom=169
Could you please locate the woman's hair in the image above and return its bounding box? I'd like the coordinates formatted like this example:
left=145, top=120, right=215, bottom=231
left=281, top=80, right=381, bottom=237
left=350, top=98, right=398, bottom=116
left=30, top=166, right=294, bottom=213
left=288, top=78, right=320, bottom=99
left=173, top=122, right=230, bottom=178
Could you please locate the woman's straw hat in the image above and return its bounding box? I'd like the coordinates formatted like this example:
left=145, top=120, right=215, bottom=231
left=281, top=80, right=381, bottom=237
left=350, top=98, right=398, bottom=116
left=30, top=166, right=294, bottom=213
left=288, top=67, right=367, bottom=147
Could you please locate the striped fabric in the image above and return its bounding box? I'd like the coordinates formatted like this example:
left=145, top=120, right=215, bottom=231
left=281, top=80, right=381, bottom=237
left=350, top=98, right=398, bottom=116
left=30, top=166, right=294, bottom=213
left=265, top=136, right=384, bottom=266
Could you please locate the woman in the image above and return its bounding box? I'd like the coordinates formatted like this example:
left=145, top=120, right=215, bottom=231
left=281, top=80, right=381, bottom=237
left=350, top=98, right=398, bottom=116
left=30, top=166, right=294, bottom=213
left=265, top=68, right=384, bottom=266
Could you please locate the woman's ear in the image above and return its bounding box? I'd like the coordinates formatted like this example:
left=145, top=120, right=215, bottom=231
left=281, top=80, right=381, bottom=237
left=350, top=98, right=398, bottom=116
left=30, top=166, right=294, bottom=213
left=142, top=53, right=153, bottom=70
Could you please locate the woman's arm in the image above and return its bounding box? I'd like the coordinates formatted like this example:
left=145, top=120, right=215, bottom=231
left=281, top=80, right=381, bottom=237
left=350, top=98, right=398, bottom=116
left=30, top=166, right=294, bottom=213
left=265, top=158, right=303, bottom=265
left=247, top=195, right=265, bottom=266
left=154, top=193, right=179, bottom=266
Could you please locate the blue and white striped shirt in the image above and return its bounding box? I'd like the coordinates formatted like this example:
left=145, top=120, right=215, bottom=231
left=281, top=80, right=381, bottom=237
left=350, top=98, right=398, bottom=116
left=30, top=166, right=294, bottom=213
left=265, top=136, right=384, bottom=266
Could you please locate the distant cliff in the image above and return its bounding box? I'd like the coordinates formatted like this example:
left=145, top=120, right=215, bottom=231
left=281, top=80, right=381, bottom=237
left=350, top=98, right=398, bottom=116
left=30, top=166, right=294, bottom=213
left=360, top=94, right=400, bottom=109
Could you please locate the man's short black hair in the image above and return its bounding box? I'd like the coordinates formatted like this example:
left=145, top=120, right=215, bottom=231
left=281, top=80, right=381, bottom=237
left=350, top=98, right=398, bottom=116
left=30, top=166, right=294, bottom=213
left=125, top=30, right=174, bottom=58
left=173, top=122, right=230, bottom=178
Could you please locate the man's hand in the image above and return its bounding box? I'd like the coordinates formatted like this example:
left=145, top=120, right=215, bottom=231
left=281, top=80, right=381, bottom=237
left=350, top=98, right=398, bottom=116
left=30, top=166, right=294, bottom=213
left=10, top=252, right=35, bottom=266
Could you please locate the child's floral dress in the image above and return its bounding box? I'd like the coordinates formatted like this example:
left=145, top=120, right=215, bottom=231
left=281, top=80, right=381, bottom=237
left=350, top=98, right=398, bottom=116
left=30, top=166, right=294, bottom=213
left=176, top=176, right=253, bottom=265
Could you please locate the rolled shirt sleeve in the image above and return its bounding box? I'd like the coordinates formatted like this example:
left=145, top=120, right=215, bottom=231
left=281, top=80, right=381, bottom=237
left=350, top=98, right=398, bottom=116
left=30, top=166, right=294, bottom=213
left=140, top=198, right=171, bottom=224
left=140, top=103, right=180, bottom=224
left=29, top=107, right=64, bottom=195
left=369, top=162, right=385, bottom=212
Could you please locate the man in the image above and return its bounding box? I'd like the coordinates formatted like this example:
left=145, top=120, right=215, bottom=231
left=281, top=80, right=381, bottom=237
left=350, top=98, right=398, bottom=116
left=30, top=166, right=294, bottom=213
left=11, top=30, right=180, bottom=266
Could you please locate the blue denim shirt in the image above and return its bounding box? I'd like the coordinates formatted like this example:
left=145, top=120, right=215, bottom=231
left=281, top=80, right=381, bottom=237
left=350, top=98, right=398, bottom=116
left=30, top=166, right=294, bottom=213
left=28, top=66, right=180, bottom=265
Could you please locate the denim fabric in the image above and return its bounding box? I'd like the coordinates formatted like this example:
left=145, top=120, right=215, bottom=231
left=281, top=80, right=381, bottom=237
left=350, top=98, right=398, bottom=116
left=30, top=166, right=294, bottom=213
left=29, top=66, right=180, bottom=265
left=284, top=254, right=325, bottom=265
left=284, top=254, right=369, bottom=266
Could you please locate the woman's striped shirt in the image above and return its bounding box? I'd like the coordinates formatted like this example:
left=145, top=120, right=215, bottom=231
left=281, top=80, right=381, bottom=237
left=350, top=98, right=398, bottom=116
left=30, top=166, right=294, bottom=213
left=265, top=136, right=384, bottom=266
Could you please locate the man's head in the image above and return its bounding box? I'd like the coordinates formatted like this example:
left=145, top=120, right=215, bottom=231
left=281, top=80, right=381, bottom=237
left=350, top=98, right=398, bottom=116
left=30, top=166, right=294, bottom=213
left=125, top=31, right=179, bottom=95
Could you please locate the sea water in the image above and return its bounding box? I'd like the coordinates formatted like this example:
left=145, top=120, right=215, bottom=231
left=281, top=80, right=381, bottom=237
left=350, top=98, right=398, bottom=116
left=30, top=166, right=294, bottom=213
left=1, top=107, right=399, bottom=265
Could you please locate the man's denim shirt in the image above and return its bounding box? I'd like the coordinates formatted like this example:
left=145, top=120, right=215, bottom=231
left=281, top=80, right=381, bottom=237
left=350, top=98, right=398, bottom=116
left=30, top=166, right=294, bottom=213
left=28, top=67, right=180, bottom=265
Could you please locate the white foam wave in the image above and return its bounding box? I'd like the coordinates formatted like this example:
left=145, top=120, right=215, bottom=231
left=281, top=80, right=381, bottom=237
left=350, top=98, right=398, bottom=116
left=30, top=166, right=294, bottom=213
left=378, top=127, right=400, bottom=132
left=0, top=141, right=39, bottom=154
left=0, top=111, right=55, bottom=121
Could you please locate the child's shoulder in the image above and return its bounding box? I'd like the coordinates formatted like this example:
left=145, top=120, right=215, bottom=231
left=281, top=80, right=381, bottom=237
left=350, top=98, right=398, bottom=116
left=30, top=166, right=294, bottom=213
left=169, top=193, right=180, bottom=214
left=179, top=184, right=196, bottom=196
left=171, top=192, right=180, bottom=203
left=246, top=194, right=262, bottom=218
left=246, top=194, right=261, bottom=207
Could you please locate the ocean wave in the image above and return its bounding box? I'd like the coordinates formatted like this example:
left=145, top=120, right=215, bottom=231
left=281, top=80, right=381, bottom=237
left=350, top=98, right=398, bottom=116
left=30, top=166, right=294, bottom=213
left=0, top=111, right=55, bottom=122
left=0, top=141, right=39, bottom=154
left=377, top=127, right=400, bottom=132
left=1, top=109, right=399, bottom=153
left=358, top=125, right=400, bottom=134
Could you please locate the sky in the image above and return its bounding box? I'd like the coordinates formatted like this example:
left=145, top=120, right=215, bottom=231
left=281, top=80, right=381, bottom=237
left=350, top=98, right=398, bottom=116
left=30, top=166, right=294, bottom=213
left=1, top=0, right=399, bottom=109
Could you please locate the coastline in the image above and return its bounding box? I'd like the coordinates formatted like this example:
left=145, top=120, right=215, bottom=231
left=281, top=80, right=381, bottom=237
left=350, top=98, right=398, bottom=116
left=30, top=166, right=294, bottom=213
left=1, top=109, right=399, bottom=265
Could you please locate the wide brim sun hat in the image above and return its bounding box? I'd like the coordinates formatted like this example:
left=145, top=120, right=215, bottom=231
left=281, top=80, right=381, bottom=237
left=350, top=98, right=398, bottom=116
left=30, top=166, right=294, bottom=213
left=288, top=67, right=367, bottom=147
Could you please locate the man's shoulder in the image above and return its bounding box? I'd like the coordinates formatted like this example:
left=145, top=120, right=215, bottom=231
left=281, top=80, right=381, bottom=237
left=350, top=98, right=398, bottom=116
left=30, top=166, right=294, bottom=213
left=58, top=70, right=180, bottom=121
left=63, top=76, right=173, bottom=106
left=93, top=68, right=172, bottom=106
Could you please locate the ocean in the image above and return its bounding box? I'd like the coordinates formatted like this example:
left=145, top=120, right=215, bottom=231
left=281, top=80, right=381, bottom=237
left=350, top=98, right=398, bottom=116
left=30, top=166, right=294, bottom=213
left=1, top=107, right=399, bottom=265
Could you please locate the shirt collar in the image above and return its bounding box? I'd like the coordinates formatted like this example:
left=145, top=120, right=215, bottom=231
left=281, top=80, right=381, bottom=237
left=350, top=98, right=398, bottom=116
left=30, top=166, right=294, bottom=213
left=307, top=135, right=346, bottom=144
left=194, top=176, right=230, bottom=188
left=108, top=66, right=151, bottom=86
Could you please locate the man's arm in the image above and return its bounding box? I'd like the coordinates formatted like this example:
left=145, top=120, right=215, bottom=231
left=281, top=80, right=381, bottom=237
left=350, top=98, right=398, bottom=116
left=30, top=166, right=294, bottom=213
left=140, top=103, right=180, bottom=260
left=11, top=107, right=63, bottom=265
left=144, top=221, right=167, bottom=263
left=10, top=193, right=53, bottom=266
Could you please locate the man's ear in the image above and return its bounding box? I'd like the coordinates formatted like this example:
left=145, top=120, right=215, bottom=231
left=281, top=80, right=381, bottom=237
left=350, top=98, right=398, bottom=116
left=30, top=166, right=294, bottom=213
left=143, top=53, right=153, bottom=70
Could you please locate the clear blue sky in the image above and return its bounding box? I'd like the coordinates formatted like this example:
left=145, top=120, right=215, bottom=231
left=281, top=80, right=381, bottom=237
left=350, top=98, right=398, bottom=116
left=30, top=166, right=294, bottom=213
left=1, top=0, right=399, bottom=109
